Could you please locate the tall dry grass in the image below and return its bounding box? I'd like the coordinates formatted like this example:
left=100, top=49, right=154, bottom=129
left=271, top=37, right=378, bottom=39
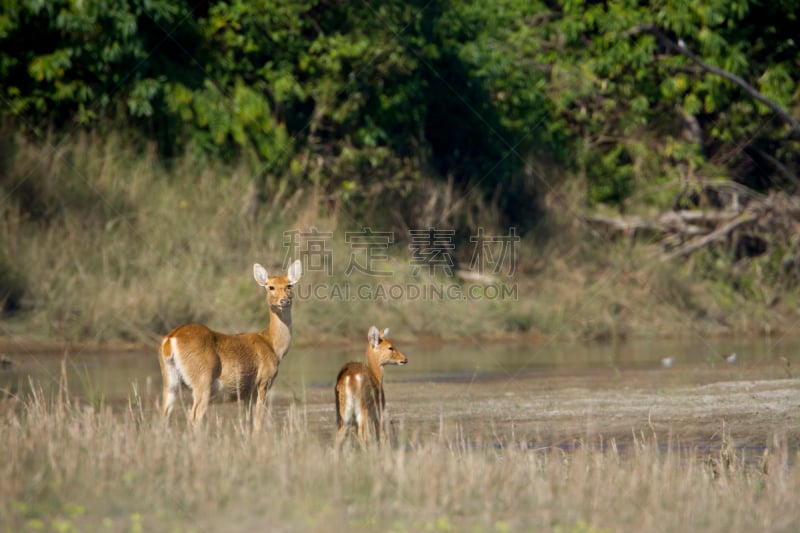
left=1, top=130, right=530, bottom=344
left=1, top=379, right=797, bottom=532
left=2, top=130, right=799, bottom=346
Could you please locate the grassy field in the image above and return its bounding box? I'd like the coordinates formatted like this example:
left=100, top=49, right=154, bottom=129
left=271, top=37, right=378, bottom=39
left=1, top=366, right=798, bottom=533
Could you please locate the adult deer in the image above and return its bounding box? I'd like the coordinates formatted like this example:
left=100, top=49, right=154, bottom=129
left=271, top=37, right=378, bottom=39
left=335, top=326, right=408, bottom=448
left=158, top=260, right=302, bottom=429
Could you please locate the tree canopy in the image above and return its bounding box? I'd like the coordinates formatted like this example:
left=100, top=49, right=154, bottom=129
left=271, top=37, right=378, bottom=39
left=2, top=0, right=799, bottom=220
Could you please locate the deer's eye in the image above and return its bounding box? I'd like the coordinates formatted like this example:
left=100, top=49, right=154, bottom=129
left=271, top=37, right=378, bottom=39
left=268, top=286, right=275, bottom=290
left=388, top=346, right=394, bottom=351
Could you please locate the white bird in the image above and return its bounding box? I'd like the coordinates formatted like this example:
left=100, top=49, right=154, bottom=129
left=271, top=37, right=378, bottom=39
left=723, top=352, right=737, bottom=363
left=661, top=357, right=674, bottom=368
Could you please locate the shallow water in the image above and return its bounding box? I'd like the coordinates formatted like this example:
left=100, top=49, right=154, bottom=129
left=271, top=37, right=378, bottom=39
left=1, top=336, right=796, bottom=402
left=2, top=335, right=799, bottom=455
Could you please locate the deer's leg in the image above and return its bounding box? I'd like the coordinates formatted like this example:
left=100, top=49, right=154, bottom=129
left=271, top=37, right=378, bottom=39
left=190, top=387, right=211, bottom=425
left=189, top=370, right=216, bottom=425
left=253, top=379, right=270, bottom=431
left=372, top=410, right=382, bottom=445
left=356, top=405, right=368, bottom=446
left=163, top=380, right=180, bottom=420
left=160, top=355, right=182, bottom=420
left=335, top=390, right=348, bottom=450
left=335, top=423, right=349, bottom=451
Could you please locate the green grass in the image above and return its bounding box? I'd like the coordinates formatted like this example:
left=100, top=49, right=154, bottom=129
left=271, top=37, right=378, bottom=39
left=1, top=382, right=798, bottom=532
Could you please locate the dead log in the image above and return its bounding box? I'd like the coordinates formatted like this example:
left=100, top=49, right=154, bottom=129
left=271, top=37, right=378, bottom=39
left=661, top=212, right=757, bottom=261
left=582, top=189, right=800, bottom=263
left=583, top=214, right=663, bottom=234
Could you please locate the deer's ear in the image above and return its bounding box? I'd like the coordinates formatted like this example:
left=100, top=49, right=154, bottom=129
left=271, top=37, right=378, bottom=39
left=287, top=259, right=302, bottom=284
left=368, top=326, right=380, bottom=348
left=253, top=263, right=269, bottom=286
left=381, top=327, right=390, bottom=339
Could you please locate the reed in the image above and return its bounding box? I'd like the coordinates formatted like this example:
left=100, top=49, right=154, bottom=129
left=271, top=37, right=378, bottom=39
left=1, top=379, right=797, bottom=532
left=2, top=130, right=799, bottom=346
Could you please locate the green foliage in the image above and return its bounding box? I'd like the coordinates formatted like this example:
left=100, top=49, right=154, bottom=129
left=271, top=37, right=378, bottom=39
left=586, top=145, right=635, bottom=205
left=1, top=0, right=798, bottom=216
left=549, top=0, right=799, bottom=199
left=1, top=0, right=187, bottom=128
left=694, top=238, right=800, bottom=306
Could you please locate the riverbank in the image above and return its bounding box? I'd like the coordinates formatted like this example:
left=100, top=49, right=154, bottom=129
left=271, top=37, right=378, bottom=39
left=2, top=133, right=799, bottom=348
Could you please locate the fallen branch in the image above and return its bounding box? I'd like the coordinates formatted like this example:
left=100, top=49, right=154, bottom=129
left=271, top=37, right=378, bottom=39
left=583, top=214, right=662, bottom=234
left=661, top=212, right=757, bottom=261
left=658, top=209, right=741, bottom=227
left=583, top=188, right=800, bottom=262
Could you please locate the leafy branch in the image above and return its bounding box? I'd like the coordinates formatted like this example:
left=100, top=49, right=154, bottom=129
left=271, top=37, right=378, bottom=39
left=624, top=23, right=800, bottom=134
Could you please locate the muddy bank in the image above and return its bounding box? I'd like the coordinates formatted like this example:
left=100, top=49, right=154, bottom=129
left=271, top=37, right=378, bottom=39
left=285, top=364, right=800, bottom=451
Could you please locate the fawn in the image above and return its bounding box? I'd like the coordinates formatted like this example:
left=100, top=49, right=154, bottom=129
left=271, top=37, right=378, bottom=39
left=335, top=325, right=408, bottom=447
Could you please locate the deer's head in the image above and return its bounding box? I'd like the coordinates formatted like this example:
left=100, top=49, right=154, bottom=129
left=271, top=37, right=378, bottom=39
left=254, top=260, right=302, bottom=310
left=368, top=326, right=408, bottom=366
